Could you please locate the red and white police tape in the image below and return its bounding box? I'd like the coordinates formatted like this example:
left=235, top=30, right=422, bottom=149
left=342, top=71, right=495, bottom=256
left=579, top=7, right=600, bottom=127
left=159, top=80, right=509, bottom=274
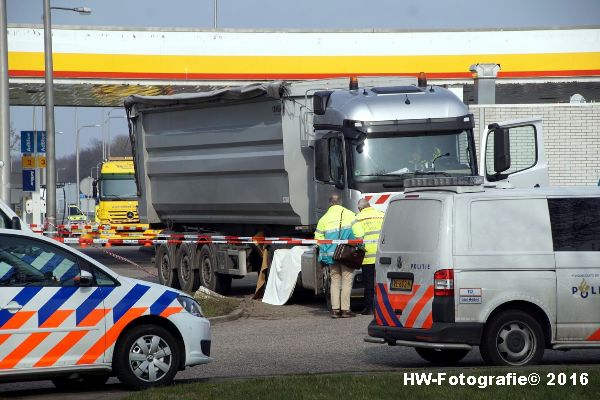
left=52, top=236, right=375, bottom=245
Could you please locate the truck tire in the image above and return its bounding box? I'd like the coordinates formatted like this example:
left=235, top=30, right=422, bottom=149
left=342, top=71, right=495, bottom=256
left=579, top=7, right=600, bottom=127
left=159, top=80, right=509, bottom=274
left=113, top=324, right=180, bottom=390
left=197, top=245, right=231, bottom=294
left=156, top=244, right=180, bottom=289
left=177, top=244, right=200, bottom=293
left=480, top=310, right=545, bottom=366
left=415, top=348, right=469, bottom=364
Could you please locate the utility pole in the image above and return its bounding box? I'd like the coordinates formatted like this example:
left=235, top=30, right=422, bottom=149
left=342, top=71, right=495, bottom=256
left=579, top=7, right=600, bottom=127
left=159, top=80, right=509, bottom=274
left=43, top=0, right=57, bottom=233
left=0, top=0, right=11, bottom=204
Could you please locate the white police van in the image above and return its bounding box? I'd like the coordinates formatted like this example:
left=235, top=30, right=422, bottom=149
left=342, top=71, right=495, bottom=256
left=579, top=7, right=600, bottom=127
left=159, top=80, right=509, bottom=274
left=0, top=228, right=211, bottom=389
left=366, top=119, right=600, bottom=366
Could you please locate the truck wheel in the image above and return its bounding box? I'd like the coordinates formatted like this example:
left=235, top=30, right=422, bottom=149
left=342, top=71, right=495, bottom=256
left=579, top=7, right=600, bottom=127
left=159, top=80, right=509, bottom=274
left=113, top=324, right=180, bottom=390
left=177, top=244, right=200, bottom=293
left=155, top=244, right=180, bottom=289
left=480, top=310, right=544, bottom=366
left=197, top=245, right=231, bottom=294
left=415, top=348, right=469, bottom=364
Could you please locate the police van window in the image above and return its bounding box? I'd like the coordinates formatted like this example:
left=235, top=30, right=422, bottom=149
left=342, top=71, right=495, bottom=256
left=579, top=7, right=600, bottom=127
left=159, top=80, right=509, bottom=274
left=380, top=199, right=441, bottom=252
left=0, top=236, right=81, bottom=287
left=329, top=138, right=344, bottom=184
left=548, top=198, right=600, bottom=251
left=470, top=199, right=553, bottom=252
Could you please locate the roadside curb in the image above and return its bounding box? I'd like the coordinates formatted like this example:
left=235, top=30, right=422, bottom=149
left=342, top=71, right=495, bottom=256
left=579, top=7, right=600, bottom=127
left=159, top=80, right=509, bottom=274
left=208, top=305, right=245, bottom=324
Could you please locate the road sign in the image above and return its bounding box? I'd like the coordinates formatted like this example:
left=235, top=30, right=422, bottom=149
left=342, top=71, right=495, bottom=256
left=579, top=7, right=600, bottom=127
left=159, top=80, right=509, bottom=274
left=22, top=170, right=36, bottom=192
left=21, top=131, right=34, bottom=153
left=36, top=131, right=46, bottom=153
left=36, top=156, right=46, bottom=168
left=20, top=131, right=46, bottom=153
left=22, top=155, right=35, bottom=169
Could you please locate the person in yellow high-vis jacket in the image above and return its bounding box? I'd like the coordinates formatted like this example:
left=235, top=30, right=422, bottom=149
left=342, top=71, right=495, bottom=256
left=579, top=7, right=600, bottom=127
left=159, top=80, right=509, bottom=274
left=315, top=193, right=364, bottom=318
left=356, top=198, right=385, bottom=315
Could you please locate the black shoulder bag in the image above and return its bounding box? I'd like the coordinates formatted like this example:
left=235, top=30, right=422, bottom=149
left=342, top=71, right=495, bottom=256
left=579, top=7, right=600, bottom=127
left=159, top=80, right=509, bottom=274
left=333, top=209, right=365, bottom=269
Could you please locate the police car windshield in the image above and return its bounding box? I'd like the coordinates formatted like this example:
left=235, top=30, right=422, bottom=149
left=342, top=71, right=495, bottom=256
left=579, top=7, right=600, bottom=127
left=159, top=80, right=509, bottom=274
left=352, top=130, right=473, bottom=183
left=100, top=177, right=137, bottom=200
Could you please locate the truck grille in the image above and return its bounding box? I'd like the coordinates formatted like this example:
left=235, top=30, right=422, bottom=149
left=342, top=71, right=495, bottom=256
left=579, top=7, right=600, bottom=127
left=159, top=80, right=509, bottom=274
left=108, top=210, right=140, bottom=223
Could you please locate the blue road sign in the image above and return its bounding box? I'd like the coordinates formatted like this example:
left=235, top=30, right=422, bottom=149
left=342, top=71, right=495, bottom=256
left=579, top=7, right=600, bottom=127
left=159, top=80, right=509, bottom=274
left=21, top=131, right=34, bottom=153
left=20, top=131, right=46, bottom=153
left=36, top=131, right=46, bottom=153
left=22, top=169, right=36, bottom=192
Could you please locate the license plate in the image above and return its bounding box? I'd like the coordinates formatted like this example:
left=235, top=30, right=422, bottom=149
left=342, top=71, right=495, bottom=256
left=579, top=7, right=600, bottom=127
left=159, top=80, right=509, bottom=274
left=390, top=278, right=413, bottom=291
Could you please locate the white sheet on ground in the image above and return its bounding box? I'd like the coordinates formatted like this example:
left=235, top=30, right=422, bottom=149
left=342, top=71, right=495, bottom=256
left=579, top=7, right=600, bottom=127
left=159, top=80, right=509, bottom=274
left=262, top=246, right=311, bottom=305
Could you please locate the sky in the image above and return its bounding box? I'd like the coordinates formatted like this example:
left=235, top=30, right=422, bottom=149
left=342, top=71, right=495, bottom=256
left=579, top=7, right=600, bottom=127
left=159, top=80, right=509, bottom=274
left=7, top=0, right=600, bottom=158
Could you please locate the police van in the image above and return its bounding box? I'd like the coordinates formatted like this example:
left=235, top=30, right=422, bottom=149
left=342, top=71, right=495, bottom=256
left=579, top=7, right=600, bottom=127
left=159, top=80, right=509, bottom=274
left=0, top=228, right=211, bottom=389
left=366, top=119, right=600, bottom=366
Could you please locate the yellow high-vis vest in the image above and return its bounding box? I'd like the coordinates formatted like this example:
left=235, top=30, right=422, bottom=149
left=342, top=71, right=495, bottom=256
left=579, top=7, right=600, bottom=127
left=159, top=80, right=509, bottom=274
left=356, top=206, right=385, bottom=265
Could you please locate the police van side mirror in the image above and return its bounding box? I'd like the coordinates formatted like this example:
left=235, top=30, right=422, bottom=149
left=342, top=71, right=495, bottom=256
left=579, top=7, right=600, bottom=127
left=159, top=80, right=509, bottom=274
left=490, top=124, right=511, bottom=173
left=11, top=216, right=21, bottom=230
left=315, top=139, right=331, bottom=182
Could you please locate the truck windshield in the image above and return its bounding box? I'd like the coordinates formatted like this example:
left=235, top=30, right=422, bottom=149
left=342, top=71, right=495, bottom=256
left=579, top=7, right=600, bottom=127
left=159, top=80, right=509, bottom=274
left=352, top=130, right=473, bottom=183
left=100, top=176, right=137, bottom=200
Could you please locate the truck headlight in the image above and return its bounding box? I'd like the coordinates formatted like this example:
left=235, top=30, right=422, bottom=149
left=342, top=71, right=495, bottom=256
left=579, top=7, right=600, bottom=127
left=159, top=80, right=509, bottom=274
left=177, top=296, right=204, bottom=318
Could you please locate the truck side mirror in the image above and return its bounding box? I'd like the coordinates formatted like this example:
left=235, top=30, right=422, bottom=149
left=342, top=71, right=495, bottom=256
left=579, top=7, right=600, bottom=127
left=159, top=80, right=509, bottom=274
left=11, top=216, right=21, bottom=230
left=492, top=126, right=511, bottom=173
left=92, top=180, right=98, bottom=199
left=313, top=91, right=333, bottom=116
left=315, top=139, right=331, bottom=182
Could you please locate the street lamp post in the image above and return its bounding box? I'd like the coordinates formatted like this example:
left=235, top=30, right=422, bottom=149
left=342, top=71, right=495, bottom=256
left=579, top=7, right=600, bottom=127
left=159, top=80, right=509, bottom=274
left=0, top=1, right=10, bottom=204
left=43, top=1, right=91, bottom=234
left=76, top=124, right=100, bottom=209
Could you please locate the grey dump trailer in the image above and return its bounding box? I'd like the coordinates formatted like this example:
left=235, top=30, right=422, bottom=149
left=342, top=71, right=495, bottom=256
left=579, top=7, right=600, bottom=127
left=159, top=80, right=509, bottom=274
left=125, top=76, right=478, bottom=295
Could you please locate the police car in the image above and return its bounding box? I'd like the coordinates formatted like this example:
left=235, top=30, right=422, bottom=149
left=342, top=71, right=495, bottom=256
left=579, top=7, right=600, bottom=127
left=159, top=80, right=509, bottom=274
left=0, top=228, right=211, bottom=390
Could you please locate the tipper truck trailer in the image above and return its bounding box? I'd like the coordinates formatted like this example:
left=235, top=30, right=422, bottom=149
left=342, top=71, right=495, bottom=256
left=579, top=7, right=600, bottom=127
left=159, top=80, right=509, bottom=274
left=125, top=76, right=482, bottom=295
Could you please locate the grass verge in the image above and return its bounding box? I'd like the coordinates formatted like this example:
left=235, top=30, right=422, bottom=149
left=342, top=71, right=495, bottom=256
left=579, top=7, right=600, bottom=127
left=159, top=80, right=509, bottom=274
left=125, top=366, right=600, bottom=400
left=194, top=295, right=240, bottom=318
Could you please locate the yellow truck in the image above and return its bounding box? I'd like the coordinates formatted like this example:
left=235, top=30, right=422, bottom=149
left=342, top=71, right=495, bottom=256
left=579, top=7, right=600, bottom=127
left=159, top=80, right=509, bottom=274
left=94, top=157, right=140, bottom=225
left=91, top=157, right=158, bottom=240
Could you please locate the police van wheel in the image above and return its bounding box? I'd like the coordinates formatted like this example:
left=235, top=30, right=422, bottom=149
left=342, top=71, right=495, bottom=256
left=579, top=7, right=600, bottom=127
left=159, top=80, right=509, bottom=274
left=51, top=374, right=110, bottom=390
left=414, top=347, right=469, bottom=364
left=156, top=244, right=180, bottom=289
left=114, top=324, right=180, bottom=390
left=480, top=310, right=544, bottom=366
left=177, top=244, right=200, bottom=292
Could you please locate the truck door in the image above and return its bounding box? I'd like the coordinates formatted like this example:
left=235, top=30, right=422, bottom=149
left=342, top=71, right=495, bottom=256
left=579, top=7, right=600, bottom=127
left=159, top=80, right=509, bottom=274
left=480, top=118, right=549, bottom=188
left=314, top=134, right=347, bottom=219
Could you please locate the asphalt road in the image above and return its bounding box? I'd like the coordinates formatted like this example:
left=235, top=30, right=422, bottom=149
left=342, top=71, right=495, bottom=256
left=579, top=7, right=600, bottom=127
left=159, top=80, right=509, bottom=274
left=1, top=246, right=599, bottom=399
